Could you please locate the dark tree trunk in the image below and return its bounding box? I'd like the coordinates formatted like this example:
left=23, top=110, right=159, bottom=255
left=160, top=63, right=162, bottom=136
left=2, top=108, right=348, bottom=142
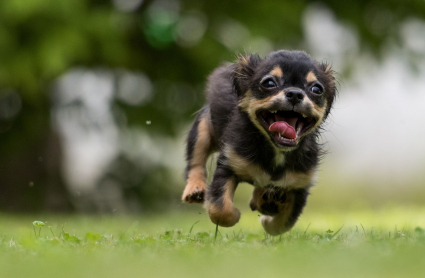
left=0, top=98, right=73, bottom=212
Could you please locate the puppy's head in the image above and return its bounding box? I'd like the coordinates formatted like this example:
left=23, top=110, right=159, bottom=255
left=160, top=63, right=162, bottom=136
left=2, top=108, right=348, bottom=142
left=234, top=50, right=336, bottom=151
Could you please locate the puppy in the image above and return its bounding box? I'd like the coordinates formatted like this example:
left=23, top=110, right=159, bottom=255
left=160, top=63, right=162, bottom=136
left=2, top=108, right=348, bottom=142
left=182, top=50, right=336, bottom=235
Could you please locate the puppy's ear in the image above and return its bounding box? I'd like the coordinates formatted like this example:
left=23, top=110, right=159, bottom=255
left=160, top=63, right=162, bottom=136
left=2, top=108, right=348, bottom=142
left=318, top=62, right=337, bottom=118
left=233, top=53, right=261, bottom=97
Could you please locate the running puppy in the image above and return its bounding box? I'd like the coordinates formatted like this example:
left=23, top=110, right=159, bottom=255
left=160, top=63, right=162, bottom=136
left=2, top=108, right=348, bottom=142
left=182, top=50, right=336, bottom=235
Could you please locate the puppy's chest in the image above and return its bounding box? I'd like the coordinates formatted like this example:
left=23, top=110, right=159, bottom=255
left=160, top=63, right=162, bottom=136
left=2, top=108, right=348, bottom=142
left=225, top=148, right=315, bottom=189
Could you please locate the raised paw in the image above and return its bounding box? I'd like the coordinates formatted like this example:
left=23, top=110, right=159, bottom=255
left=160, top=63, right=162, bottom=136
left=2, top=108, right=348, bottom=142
left=182, top=183, right=206, bottom=203
left=249, top=186, right=289, bottom=216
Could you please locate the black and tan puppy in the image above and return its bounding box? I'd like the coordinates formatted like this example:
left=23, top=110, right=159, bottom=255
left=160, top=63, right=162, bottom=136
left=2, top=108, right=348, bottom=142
left=182, top=50, right=336, bottom=235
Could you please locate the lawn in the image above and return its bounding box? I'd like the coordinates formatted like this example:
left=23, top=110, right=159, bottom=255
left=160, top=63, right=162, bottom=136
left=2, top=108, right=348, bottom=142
left=1, top=205, right=425, bottom=278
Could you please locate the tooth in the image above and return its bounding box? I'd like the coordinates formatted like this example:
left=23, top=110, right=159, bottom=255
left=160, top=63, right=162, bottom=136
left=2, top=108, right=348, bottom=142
left=271, top=110, right=277, bottom=113
left=302, top=114, right=307, bottom=118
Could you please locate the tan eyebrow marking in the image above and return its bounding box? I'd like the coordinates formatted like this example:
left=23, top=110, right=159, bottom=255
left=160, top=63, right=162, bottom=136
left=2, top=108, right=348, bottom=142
left=269, top=65, right=283, bottom=78
left=306, top=71, right=317, bottom=83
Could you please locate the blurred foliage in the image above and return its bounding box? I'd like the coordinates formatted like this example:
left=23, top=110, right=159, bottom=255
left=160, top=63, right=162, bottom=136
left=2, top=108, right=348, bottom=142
left=1, top=0, right=425, bottom=102
left=0, top=0, right=425, bottom=212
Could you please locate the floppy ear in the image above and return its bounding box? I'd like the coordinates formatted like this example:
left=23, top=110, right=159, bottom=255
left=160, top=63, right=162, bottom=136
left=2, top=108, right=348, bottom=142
left=232, top=53, right=261, bottom=97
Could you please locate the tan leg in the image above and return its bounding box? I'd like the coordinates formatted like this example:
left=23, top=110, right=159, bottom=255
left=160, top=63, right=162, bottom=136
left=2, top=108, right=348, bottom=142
left=182, top=108, right=214, bottom=203
left=205, top=166, right=240, bottom=227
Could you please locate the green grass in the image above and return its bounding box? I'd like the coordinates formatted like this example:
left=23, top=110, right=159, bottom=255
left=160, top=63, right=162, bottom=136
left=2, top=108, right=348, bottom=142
left=1, top=206, right=425, bottom=278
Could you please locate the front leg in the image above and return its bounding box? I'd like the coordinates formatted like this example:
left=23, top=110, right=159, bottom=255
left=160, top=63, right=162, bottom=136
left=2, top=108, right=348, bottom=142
left=182, top=106, right=214, bottom=203
left=205, top=165, right=240, bottom=227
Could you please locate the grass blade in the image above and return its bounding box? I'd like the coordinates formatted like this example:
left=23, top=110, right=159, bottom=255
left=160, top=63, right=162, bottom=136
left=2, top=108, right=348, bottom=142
left=49, top=226, right=55, bottom=237
left=214, top=222, right=219, bottom=241
left=188, top=220, right=200, bottom=236
left=360, top=223, right=366, bottom=237
left=303, top=222, right=312, bottom=236
left=332, top=225, right=344, bottom=238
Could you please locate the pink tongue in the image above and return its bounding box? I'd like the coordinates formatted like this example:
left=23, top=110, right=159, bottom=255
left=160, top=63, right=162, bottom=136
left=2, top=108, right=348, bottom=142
left=269, top=122, right=296, bottom=139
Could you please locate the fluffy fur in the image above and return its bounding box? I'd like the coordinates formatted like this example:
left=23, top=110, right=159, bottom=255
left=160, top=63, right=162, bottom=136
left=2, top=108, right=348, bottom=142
left=182, top=50, right=336, bottom=235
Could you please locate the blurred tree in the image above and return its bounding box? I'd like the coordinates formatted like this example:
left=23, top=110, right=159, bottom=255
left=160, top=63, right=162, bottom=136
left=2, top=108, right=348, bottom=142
left=0, top=0, right=424, bottom=212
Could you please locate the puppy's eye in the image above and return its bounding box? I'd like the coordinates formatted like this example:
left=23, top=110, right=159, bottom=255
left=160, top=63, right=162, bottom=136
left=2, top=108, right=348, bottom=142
left=311, top=85, right=323, bottom=95
left=261, top=79, right=277, bottom=89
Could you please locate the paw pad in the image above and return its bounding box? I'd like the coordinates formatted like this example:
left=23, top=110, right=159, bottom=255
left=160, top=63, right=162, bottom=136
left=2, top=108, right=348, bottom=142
left=182, top=187, right=205, bottom=203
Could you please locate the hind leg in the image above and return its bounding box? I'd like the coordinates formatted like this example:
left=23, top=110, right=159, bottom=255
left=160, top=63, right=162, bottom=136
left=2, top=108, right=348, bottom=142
left=182, top=107, right=215, bottom=203
left=249, top=186, right=288, bottom=215
left=254, top=188, right=309, bottom=235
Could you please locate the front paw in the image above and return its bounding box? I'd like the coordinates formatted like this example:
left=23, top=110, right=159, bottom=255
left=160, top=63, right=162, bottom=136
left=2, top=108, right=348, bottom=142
left=182, top=182, right=206, bottom=203
left=207, top=204, right=241, bottom=227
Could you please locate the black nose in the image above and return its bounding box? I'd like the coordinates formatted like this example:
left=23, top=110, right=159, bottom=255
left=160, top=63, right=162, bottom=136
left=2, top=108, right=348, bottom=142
left=286, top=90, right=304, bottom=105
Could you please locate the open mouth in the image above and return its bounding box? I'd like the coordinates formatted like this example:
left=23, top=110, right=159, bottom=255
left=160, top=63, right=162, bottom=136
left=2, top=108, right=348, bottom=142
left=257, top=110, right=316, bottom=147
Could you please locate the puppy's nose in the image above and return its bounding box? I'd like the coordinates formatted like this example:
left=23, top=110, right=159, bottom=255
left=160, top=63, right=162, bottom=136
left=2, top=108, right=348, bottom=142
left=286, top=90, right=304, bottom=105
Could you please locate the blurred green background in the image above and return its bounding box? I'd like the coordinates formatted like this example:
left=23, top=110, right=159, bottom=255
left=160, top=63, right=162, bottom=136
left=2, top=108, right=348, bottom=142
left=1, top=0, right=425, bottom=214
